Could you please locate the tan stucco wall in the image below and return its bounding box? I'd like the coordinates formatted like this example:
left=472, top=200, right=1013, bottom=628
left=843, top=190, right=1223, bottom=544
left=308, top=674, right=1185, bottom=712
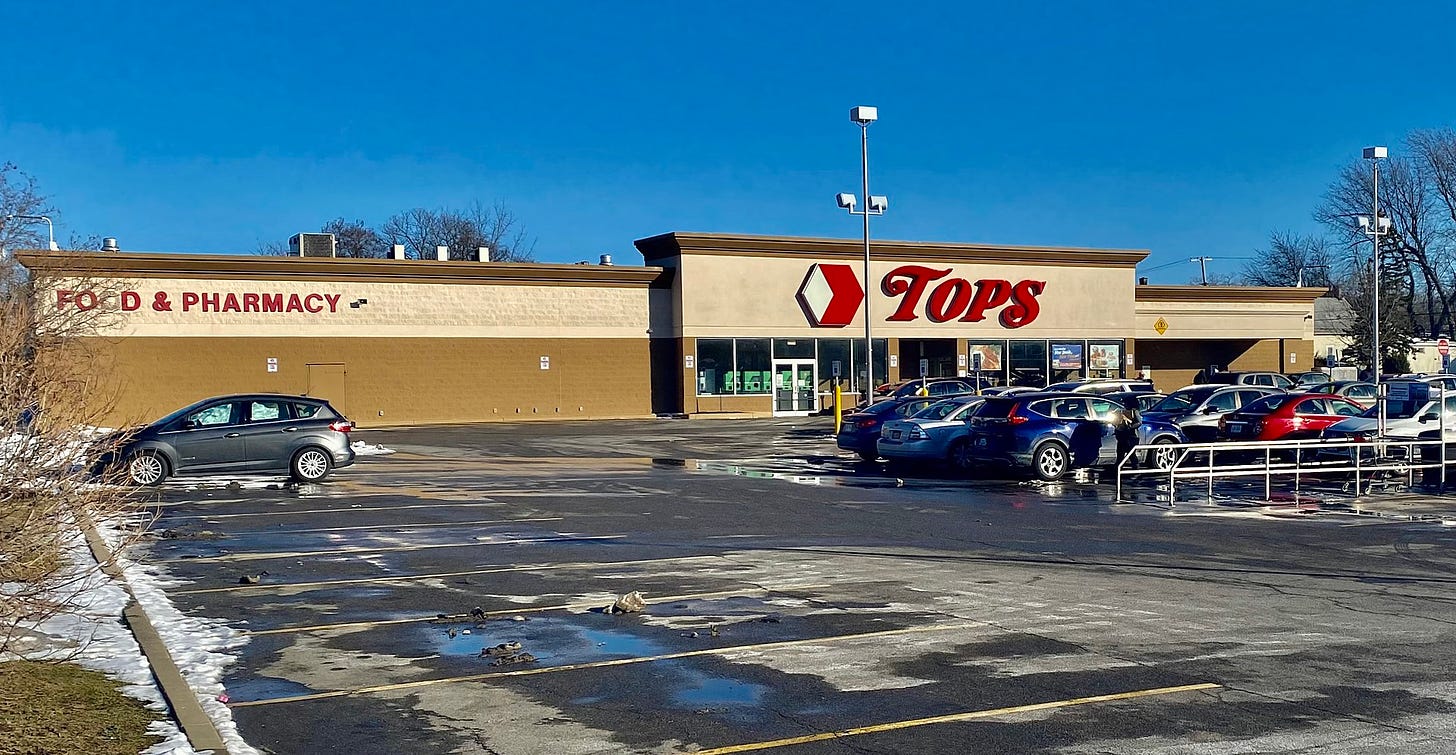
left=90, top=336, right=652, bottom=428
left=1135, top=300, right=1317, bottom=341
left=54, top=277, right=651, bottom=340
left=675, top=254, right=1136, bottom=340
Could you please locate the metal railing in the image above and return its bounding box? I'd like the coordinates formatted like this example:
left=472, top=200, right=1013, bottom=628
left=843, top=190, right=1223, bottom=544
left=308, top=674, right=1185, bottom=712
left=1114, top=435, right=1453, bottom=506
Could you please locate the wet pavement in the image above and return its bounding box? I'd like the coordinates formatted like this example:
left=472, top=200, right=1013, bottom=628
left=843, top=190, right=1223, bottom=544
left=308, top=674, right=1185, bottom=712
left=131, top=418, right=1456, bottom=753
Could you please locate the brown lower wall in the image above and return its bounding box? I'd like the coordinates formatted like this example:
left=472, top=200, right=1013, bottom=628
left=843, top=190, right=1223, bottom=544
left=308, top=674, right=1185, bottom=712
left=1137, top=338, right=1315, bottom=392
left=86, top=336, right=653, bottom=428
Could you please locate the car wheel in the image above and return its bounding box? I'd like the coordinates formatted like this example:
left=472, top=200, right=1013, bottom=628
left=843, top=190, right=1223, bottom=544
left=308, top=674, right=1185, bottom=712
left=947, top=439, right=973, bottom=473
left=1032, top=442, right=1069, bottom=482
left=1150, top=439, right=1179, bottom=471
left=291, top=447, right=333, bottom=482
left=127, top=451, right=168, bottom=486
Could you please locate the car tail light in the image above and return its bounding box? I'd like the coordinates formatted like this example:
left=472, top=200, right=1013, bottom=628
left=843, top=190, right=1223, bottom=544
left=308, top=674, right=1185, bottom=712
left=908, top=427, right=926, bottom=440
left=329, top=421, right=354, bottom=433
left=855, top=418, right=879, bottom=429
left=1007, top=403, right=1028, bottom=425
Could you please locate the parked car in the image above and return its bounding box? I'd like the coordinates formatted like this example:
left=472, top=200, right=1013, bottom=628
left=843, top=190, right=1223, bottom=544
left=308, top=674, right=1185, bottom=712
left=1295, top=380, right=1377, bottom=403
left=1104, top=391, right=1166, bottom=419
left=981, top=386, right=1039, bottom=397
left=1044, top=379, right=1156, bottom=395
left=877, top=395, right=987, bottom=471
left=1395, top=374, right=1456, bottom=391
left=1197, top=371, right=1295, bottom=390
left=1322, top=390, right=1456, bottom=445
left=966, top=392, right=1136, bottom=481
left=836, top=395, right=942, bottom=461
left=1290, top=371, right=1332, bottom=388
left=1134, top=415, right=1191, bottom=470
left=1217, top=393, right=1366, bottom=442
left=1140, top=385, right=1281, bottom=442
left=91, top=394, right=356, bottom=485
left=869, top=378, right=980, bottom=404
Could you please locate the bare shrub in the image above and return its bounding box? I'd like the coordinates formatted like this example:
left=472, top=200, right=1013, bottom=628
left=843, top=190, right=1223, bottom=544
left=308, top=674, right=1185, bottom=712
left=0, top=259, right=152, bottom=654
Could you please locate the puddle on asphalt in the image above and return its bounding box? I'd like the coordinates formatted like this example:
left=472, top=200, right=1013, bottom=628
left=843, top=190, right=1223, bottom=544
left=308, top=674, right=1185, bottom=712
left=225, top=675, right=315, bottom=702
left=673, top=675, right=766, bottom=707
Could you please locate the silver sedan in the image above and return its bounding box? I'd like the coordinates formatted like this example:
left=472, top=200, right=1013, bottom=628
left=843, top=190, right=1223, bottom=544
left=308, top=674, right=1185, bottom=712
left=876, top=396, right=986, bottom=471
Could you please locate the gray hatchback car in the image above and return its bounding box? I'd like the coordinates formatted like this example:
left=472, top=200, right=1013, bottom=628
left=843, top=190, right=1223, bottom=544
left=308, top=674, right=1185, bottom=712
left=94, top=393, right=356, bottom=485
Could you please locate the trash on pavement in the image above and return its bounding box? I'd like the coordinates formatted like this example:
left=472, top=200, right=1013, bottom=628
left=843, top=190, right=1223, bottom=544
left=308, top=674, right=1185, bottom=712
left=609, top=590, right=647, bottom=614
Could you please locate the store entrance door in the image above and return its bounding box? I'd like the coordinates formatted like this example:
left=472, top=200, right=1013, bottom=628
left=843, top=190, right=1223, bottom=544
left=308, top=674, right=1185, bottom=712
left=773, top=360, right=816, bottom=415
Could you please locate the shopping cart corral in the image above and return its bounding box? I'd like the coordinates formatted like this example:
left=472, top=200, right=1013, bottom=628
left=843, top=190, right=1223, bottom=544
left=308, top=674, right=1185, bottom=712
left=1115, top=436, right=1456, bottom=507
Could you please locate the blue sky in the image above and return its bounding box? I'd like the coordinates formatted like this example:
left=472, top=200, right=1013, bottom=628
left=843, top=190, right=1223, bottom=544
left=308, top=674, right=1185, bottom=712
left=2, top=1, right=1453, bottom=281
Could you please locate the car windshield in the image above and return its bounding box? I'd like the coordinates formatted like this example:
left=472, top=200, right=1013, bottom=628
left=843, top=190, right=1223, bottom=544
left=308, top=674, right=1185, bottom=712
left=911, top=399, right=969, bottom=420
left=1044, top=381, right=1085, bottom=392
left=863, top=400, right=905, bottom=415
left=1150, top=389, right=1212, bottom=413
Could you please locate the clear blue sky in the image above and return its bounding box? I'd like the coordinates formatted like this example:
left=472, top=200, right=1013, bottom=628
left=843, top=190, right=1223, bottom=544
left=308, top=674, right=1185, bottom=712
left=3, top=1, right=1453, bottom=282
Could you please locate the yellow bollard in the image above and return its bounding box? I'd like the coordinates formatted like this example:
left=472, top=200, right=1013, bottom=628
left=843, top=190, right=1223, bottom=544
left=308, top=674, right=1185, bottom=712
left=834, top=380, right=843, bottom=434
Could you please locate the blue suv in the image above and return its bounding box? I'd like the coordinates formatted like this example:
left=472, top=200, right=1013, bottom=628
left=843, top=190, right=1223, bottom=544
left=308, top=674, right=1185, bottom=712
left=966, top=392, right=1136, bottom=480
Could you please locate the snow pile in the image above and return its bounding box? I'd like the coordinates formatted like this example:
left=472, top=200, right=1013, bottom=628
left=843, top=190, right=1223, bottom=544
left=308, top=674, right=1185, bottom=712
left=350, top=440, right=396, bottom=456
left=98, top=520, right=261, bottom=755
left=1, top=536, right=193, bottom=755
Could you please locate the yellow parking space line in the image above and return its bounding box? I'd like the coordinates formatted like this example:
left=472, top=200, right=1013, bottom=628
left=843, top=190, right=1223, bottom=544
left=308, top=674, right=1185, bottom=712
left=693, top=682, right=1223, bottom=754
left=173, top=554, right=723, bottom=595
left=158, top=534, right=624, bottom=563
left=227, top=621, right=980, bottom=708
left=223, top=516, right=563, bottom=537
left=243, top=584, right=830, bottom=636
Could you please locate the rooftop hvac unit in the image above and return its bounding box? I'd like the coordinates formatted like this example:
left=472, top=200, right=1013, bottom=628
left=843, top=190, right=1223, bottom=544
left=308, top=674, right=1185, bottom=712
left=289, top=233, right=337, bottom=258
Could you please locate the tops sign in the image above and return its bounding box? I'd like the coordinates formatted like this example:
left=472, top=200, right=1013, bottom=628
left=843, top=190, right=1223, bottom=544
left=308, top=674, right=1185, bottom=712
left=56, top=289, right=344, bottom=314
left=796, top=264, right=1045, bottom=328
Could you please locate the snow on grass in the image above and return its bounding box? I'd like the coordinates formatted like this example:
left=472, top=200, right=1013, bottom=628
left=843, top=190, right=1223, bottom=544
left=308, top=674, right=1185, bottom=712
left=97, top=519, right=261, bottom=755
left=1, top=534, right=193, bottom=755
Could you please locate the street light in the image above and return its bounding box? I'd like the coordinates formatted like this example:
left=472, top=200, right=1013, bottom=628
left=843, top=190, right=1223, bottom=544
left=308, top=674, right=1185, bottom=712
left=837, top=105, right=887, bottom=399
left=7, top=214, right=59, bottom=251
left=1357, top=145, right=1388, bottom=386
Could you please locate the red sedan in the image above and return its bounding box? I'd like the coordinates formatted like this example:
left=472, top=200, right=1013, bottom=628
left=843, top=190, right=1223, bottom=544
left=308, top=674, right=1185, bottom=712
left=1218, top=393, right=1367, bottom=441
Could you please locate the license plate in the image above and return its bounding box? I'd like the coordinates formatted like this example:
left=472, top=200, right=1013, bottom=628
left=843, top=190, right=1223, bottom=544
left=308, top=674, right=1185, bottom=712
left=1227, top=422, right=1246, bottom=433
left=889, top=430, right=901, bottom=440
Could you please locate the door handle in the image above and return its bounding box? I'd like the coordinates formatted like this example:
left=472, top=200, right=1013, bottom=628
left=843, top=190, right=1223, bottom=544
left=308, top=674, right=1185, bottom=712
left=225, top=432, right=241, bottom=438
left=282, top=427, right=298, bottom=433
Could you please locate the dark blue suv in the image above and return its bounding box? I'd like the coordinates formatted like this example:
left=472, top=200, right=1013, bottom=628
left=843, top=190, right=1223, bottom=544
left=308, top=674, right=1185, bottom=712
left=966, top=392, right=1136, bottom=480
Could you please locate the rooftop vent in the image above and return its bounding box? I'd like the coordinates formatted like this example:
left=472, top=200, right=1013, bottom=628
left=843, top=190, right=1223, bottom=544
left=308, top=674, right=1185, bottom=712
left=101, top=237, right=119, bottom=252
left=289, top=233, right=337, bottom=258
left=599, top=254, right=613, bottom=266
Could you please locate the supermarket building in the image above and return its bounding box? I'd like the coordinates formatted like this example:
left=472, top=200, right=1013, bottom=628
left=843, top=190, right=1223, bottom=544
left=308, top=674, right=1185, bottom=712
left=19, top=232, right=1325, bottom=426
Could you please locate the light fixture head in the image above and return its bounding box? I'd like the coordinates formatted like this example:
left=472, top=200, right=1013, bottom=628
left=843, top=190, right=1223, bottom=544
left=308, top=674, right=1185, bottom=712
left=1358, top=216, right=1370, bottom=230
left=850, top=106, right=878, bottom=125
left=835, top=192, right=857, bottom=210
left=868, top=195, right=889, bottom=212
left=1363, top=146, right=1388, bottom=160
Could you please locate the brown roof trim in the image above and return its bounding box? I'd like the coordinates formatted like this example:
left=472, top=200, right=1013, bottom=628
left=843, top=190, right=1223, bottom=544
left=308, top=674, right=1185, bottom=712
left=1135, top=285, right=1329, bottom=303
left=634, top=232, right=1150, bottom=267
left=16, top=250, right=668, bottom=288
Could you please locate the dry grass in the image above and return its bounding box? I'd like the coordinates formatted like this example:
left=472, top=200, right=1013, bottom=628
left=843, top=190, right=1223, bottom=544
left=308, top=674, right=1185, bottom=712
left=0, top=660, right=163, bottom=755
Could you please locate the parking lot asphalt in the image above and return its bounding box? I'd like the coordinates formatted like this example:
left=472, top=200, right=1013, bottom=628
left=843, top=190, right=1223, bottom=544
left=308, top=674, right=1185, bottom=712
left=137, top=418, right=1456, bottom=754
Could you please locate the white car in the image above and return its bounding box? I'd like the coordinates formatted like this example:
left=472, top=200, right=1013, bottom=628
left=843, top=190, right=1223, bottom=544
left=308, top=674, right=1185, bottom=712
left=877, top=396, right=986, bottom=471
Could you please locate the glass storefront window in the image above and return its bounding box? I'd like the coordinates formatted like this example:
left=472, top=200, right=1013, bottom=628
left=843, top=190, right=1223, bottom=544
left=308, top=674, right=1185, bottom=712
left=966, top=341, right=1007, bottom=387
left=1088, top=341, right=1124, bottom=379
left=736, top=338, right=772, bottom=395
left=1009, top=340, right=1048, bottom=387
left=851, top=339, right=888, bottom=394
left=817, top=338, right=851, bottom=392
left=696, top=339, right=734, bottom=395
left=1050, top=342, right=1085, bottom=383
left=773, top=338, right=815, bottom=359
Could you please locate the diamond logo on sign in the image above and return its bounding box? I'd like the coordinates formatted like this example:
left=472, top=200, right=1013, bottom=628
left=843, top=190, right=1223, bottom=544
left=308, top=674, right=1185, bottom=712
left=796, top=264, right=865, bottom=328
left=1153, top=317, right=1169, bottom=335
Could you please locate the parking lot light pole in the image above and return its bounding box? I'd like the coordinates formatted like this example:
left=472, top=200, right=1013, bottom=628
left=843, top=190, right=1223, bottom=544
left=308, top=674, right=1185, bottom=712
left=7, top=213, right=58, bottom=251
left=1359, top=146, right=1388, bottom=387
left=837, top=106, right=887, bottom=401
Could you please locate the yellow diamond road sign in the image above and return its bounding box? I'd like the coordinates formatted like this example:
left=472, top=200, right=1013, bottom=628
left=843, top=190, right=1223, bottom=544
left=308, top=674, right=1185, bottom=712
left=1153, top=317, right=1169, bottom=335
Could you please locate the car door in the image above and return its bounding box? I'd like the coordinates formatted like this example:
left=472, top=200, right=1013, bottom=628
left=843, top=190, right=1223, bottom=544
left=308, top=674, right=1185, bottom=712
left=237, top=398, right=296, bottom=470
left=167, top=401, right=245, bottom=473
left=1087, top=397, right=1127, bottom=462
left=1290, top=398, right=1330, bottom=438
left=1185, top=390, right=1239, bottom=440
left=1049, top=397, right=1100, bottom=465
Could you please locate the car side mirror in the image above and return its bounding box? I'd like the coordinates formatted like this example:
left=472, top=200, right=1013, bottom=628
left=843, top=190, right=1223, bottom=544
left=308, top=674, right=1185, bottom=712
left=1420, top=412, right=1440, bottom=423
left=1201, top=406, right=1218, bottom=415
left=184, top=419, right=201, bottom=429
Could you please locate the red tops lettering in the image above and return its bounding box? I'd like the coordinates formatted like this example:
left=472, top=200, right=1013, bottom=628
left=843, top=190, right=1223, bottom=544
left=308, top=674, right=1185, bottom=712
left=880, top=266, right=1044, bottom=328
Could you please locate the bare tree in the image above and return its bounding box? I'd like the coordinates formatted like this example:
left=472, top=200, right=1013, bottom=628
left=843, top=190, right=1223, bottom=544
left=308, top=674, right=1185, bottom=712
left=380, top=203, right=536, bottom=261
left=0, top=162, right=55, bottom=255
left=321, top=217, right=388, bottom=258
left=1241, top=232, right=1335, bottom=287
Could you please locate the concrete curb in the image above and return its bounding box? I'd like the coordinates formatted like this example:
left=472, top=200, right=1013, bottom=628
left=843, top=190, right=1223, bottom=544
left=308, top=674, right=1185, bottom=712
left=81, top=522, right=231, bottom=755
